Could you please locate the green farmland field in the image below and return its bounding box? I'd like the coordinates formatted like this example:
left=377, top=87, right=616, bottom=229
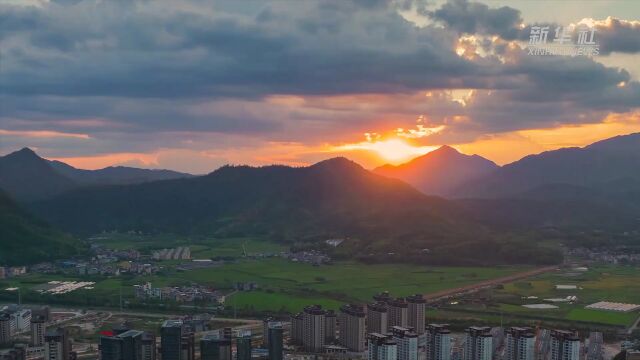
left=437, top=265, right=640, bottom=328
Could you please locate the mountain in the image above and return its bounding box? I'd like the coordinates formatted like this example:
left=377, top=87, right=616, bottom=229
left=452, top=133, right=640, bottom=236
left=49, top=160, right=194, bottom=186
left=374, top=146, right=498, bottom=196
left=456, top=132, right=640, bottom=198
left=0, top=148, right=193, bottom=201
left=0, top=190, right=83, bottom=265
left=31, top=157, right=561, bottom=266
left=0, top=148, right=77, bottom=201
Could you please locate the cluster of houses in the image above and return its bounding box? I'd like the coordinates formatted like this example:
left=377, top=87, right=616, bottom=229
left=133, top=282, right=225, bottom=304
left=568, top=247, right=640, bottom=264
left=0, top=266, right=27, bottom=279
left=283, top=250, right=331, bottom=265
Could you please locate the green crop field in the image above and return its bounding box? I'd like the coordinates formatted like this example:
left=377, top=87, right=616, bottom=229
left=136, top=259, right=528, bottom=312
left=437, top=265, right=640, bottom=328
left=1, top=258, right=529, bottom=313
left=89, top=234, right=286, bottom=258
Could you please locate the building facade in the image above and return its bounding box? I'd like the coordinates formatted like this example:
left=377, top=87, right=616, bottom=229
left=45, top=328, right=70, bottom=360
left=366, top=303, right=388, bottom=335
left=325, top=310, right=337, bottom=344
left=368, top=333, right=397, bottom=360
left=391, top=326, right=418, bottom=360
left=338, top=304, right=366, bottom=352
left=406, top=295, right=426, bottom=335
left=268, top=323, right=283, bottom=360
left=0, top=313, right=11, bottom=345
left=463, top=327, right=492, bottom=360
left=290, top=313, right=303, bottom=346
left=505, top=327, right=535, bottom=360
left=425, top=324, right=451, bottom=360
left=200, top=334, right=231, bottom=360
left=387, top=298, right=408, bottom=330
left=160, top=320, right=183, bottom=360
left=236, top=331, right=252, bottom=360
left=302, top=305, right=326, bottom=352
left=31, top=315, right=46, bottom=347
left=550, top=330, right=579, bottom=360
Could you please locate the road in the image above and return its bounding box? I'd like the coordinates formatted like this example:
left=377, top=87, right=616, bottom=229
left=424, top=265, right=558, bottom=303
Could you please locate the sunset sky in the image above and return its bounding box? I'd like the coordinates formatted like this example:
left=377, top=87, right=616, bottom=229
left=1, top=0, right=639, bottom=173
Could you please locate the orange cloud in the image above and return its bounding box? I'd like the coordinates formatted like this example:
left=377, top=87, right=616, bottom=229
left=0, top=129, right=90, bottom=139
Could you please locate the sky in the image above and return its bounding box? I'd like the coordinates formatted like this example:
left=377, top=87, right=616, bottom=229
left=0, top=0, right=639, bottom=174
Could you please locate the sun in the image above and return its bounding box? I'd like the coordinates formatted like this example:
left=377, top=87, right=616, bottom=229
left=336, top=138, right=438, bottom=164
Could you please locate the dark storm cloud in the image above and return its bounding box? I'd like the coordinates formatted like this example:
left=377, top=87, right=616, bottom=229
left=0, top=0, right=639, bottom=156
left=596, top=18, right=640, bottom=55
left=428, top=0, right=523, bottom=40
left=0, top=0, right=496, bottom=100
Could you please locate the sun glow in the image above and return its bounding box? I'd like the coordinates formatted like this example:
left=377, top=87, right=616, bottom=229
left=335, top=138, right=438, bottom=163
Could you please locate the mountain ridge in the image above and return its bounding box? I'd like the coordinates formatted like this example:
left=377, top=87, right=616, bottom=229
left=374, top=145, right=499, bottom=196
left=0, top=148, right=194, bottom=201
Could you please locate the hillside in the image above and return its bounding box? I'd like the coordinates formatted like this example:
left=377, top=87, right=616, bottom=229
left=49, top=160, right=193, bottom=186
left=31, top=157, right=561, bottom=266
left=456, top=132, right=640, bottom=198
left=0, top=148, right=77, bottom=201
left=0, top=148, right=194, bottom=201
left=0, top=191, right=83, bottom=265
left=374, top=146, right=498, bottom=196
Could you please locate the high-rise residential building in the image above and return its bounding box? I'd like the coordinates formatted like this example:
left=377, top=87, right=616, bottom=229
left=391, top=326, right=418, bottom=360
left=45, top=328, right=71, bottom=360
left=290, top=313, right=303, bottom=346
left=550, top=330, right=580, bottom=360
left=160, top=320, right=183, bottom=360
left=100, top=335, right=123, bottom=360
left=302, top=305, right=326, bottom=353
left=200, top=333, right=231, bottom=360
left=325, top=310, right=337, bottom=344
left=262, top=317, right=274, bottom=347
left=141, top=332, right=156, bottom=360
left=121, top=330, right=144, bottom=360
left=368, top=333, right=397, bottom=360
left=425, top=324, right=451, bottom=360
left=463, top=327, right=492, bottom=360
left=338, top=304, right=366, bottom=352
left=99, top=329, right=144, bottom=360
left=181, top=332, right=195, bottom=360
left=366, top=303, right=388, bottom=335
left=236, top=331, right=252, bottom=360
left=505, top=327, right=535, bottom=360
left=406, top=295, right=426, bottom=335
left=387, top=298, right=408, bottom=330
left=0, top=313, right=12, bottom=345
left=31, top=315, right=47, bottom=347
left=267, top=322, right=283, bottom=360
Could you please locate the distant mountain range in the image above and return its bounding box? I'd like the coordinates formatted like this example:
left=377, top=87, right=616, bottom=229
left=0, top=148, right=193, bottom=201
left=374, top=145, right=498, bottom=196
left=0, top=190, right=83, bottom=265
left=457, top=133, right=640, bottom=198
left=29, top=157, right=560, bottom=265
left=369, top=133, right=640, bottom=234
left=2, top=132, right=639, bottom=266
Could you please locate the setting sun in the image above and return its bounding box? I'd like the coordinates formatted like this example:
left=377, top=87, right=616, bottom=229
left=335, top=138, right=439, bottom=164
